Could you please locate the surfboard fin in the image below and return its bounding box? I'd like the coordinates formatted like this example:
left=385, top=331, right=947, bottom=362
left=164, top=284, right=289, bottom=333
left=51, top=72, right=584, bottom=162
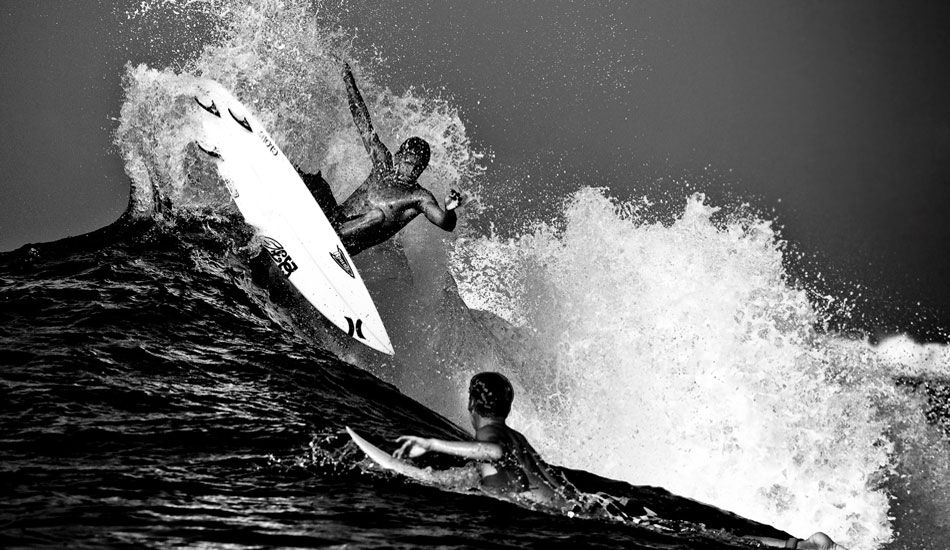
left=195, top=96, right=220, bottom=117
left=228, top=109, right=253, bottom=132
left=196, top=141, right=222, bottom=159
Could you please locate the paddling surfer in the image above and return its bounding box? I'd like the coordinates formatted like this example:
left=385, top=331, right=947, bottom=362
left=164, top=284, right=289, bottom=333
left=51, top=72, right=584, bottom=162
left=394, top=372, right=580, bottom=506
left=393, top=372, right=850, bottom=550
left=301, top=61, right=462, bottom=255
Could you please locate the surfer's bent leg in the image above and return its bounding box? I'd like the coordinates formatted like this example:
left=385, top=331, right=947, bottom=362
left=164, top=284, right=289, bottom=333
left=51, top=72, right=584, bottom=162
left=298, top=170, right=338, bottom=214
left=334, top=209, right=386, bottom=256
left=337, top=209, right=385, bottom=238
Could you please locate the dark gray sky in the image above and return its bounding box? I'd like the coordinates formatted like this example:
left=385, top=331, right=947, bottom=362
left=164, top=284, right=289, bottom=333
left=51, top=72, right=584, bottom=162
left=2, top=1, right=949, bottom=336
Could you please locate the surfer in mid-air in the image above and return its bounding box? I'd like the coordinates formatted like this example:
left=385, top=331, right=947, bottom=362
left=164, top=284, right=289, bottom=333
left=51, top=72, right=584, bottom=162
left=301, top=61, right=462, bottom=255
left=393, top=372, right=849, bottom=550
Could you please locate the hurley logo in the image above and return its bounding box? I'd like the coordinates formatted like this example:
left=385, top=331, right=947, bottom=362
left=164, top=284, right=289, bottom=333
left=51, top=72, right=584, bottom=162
left=345, top=317, right=365, bottom=339
left=329, top=246, right=355, bottom=278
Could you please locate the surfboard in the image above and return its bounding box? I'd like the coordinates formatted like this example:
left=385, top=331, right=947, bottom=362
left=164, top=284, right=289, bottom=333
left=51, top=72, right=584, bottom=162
left=345, top=426, right=440, bottom=482
left=193, top=80, right=394, bottom=355
left=345, top=427, right=585, bottom=517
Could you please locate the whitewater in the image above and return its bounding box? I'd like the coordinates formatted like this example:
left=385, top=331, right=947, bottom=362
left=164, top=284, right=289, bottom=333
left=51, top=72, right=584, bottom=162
left=2, top=1, right=949, bottom=549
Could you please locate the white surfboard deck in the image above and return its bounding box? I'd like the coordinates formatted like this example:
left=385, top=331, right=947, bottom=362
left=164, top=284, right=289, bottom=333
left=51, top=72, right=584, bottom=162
left=345, top=426, right=439, bottom=483
left=194, top=80, right=393, bottom=355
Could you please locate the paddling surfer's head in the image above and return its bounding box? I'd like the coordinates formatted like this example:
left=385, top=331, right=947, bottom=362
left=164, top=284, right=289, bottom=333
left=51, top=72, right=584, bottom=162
left=394, top=137, right=430, bottom=184
left=468, top=372, right=514, bottom=420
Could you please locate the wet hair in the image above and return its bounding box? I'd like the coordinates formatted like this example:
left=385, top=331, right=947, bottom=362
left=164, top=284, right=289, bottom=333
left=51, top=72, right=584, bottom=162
left=396, top=136, right=431, bottom=167
left=468, top=372, right=514, bottom=419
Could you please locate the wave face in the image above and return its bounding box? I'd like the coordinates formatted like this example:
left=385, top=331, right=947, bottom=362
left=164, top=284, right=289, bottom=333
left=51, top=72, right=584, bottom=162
left=451, top=189, right=950, bottom=549
left=3, top=1, right=949, bottom=549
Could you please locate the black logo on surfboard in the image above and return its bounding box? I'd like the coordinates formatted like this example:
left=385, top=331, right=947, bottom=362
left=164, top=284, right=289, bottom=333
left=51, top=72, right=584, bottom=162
left=329, top=245, right=355, bottom=278
left=345, top=316, right=365, bottom=339
left=257, top=130, right=279, bottom=156
left=260, top=236, right=298, bottom=277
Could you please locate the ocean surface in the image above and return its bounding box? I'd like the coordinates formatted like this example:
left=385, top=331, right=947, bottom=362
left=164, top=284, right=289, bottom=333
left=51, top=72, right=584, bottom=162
left=3, top=2, right=950, bottom=549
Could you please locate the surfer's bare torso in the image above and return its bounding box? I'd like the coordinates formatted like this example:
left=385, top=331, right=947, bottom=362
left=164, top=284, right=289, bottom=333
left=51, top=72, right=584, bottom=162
left=331, top=63, right=460, bottom=255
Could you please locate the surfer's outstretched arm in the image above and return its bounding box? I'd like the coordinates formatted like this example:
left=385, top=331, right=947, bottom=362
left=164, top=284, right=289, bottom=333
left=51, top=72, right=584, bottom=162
left=394, top=435, right=502, bottom=461
left=418, top=189, right=461, bottom=232
left=342, top=62, right=392, bottom=169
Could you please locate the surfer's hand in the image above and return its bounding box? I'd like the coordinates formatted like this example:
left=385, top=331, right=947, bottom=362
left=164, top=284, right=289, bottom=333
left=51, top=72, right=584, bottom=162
left=445, top=189, right=463, bottom=211
left=394, top=436, right=430, bottom=459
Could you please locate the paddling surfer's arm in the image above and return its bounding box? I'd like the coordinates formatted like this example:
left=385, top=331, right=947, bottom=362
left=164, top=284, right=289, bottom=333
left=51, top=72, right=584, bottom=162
left=748, top=532, right=848, bottom=550
left=418, top=189, right=461, bottom=231
left=394, top=435, right=502, bottom=461
left=342, top=62, right=392, bottom=169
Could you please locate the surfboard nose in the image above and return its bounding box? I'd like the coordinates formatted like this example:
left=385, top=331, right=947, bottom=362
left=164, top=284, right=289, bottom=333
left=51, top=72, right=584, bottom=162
left=369, top=332, right=395, bottom=356
left=357, top=319, right=394, bottom=355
